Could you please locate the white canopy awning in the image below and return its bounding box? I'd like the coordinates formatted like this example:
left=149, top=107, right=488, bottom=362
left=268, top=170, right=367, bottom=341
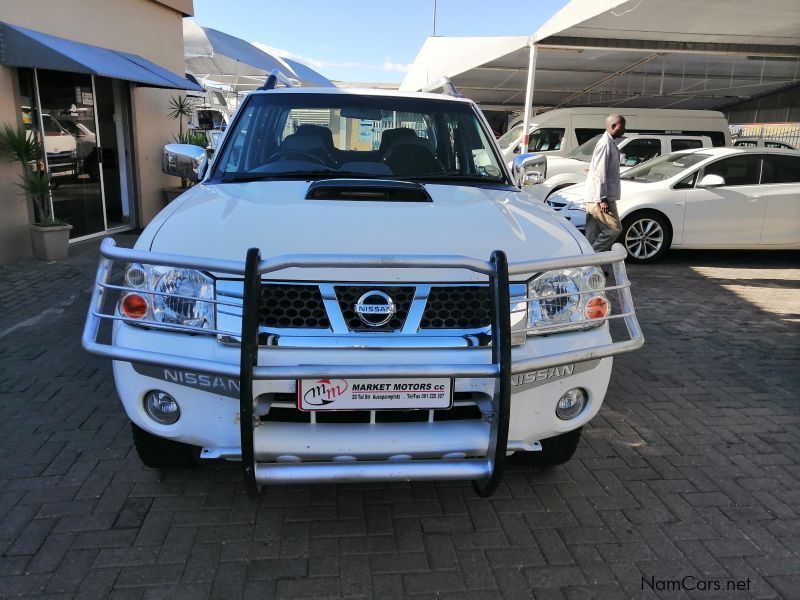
left=183, top=21, right=333, bottom=90
left=402, top=0, right=800, bottom=113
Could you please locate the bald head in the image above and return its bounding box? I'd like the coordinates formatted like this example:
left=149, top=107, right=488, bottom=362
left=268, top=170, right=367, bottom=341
left=606, top=114, right=626, bottom=138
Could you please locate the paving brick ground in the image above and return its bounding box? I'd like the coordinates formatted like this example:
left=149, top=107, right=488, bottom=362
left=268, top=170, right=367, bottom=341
left=0, top=238, right=798, bottom=599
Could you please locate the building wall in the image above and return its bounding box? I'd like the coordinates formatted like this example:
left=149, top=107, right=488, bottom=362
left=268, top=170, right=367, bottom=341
left=0, top=68, right=33, bottom=261
left=0, top=0, right=191, bottom=262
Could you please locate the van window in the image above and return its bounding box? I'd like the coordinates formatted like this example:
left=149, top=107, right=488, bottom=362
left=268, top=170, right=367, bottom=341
left=575, top=128, right=604, bottom=145
left=620, top=138, right=661, bottom=166
left=528, top=128, right=564, bottom=152
left=765, top=141, right=794, bottom=149
left=671, top=139, right=703, bottom=152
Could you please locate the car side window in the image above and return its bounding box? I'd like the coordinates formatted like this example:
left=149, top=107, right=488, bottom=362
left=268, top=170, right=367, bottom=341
left=702, top=155, right=762, bottom=186
left=674, top=171, right=699, bottom=189
left=760, top=155, right=800, bottom=184
left=671, top=139, right=703, bottom=152
left=620, top=138, right=661, bottom=166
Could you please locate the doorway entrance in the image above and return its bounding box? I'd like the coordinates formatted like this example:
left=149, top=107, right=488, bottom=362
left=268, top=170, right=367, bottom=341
left=18, top=69, right=133, bottom=240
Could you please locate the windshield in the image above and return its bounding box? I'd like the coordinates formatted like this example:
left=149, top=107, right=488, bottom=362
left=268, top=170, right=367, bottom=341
left=213, top=93, right=506, bottom=183
left=621, top=151, right=711, bottom=183
left=497, top=124, right=524, bottom=151
left=568, top=134, right=604, bottom=162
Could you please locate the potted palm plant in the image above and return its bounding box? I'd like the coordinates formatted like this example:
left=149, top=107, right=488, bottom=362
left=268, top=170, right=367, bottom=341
left=0, top=124, right=72, bottom=261
left=162, top=96, right=208, bottom=205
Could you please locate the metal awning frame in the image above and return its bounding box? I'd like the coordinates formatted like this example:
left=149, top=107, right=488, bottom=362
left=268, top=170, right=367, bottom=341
left=513, top=35, right=800, bottom=151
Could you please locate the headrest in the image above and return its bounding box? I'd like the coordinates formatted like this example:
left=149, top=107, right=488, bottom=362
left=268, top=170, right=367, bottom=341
left=295, top=124, right=334, bottom=150
left=379, top=127, right=418, bottom=153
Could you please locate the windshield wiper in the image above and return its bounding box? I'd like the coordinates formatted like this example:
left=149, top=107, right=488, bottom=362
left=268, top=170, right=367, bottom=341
left=220, top=170, right=378, bottom=183
left=402, top=174, right=505, bottom=183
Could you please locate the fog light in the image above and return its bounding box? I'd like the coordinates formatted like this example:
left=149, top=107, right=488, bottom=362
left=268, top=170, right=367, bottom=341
left=144, top=391, right=180, bottom=425
left=556, top=388, right=586, bottom=420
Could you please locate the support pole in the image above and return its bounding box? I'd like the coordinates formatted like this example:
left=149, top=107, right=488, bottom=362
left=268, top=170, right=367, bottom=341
left=518, top=41, right=538, bottom=155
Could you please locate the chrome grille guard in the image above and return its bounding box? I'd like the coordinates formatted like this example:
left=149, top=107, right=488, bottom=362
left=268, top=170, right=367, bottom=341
left=83, top=238, right=643, bottom=496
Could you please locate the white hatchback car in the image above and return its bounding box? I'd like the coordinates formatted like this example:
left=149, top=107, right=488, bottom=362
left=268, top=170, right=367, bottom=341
left=546, top=147, right=800, bottom=262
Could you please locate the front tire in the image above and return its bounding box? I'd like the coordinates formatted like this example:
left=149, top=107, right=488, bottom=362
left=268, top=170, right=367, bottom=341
left=131, top=423, right=199, bottom=468
left=621, top=211, right=672, bottom=263
left=510, top=427, right=583, bottom=467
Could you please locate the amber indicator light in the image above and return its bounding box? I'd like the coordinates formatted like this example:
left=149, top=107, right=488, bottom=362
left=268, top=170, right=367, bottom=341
left=121, top=294, right=148, bottom=319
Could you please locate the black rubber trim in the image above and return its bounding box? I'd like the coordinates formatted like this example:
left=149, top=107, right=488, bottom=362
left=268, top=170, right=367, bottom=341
left=239, top=247, right=261, bottom=491
left=472, top=250, right=511, bottom=498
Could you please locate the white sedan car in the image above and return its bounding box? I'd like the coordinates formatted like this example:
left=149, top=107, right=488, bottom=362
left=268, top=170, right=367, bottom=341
left=546, top=147, right=800, bottom=263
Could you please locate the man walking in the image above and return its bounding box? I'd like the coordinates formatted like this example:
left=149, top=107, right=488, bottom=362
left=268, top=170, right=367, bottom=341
left=584, top=114, right=626, bottom=252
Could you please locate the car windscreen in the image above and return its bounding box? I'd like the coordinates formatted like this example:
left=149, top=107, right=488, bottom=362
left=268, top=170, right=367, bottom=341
left=621, top=152, right=711, bottom=183
left=213, top=93, right=506, bottom=184
left=568, top=134, right=604, bottom=162
left=497, top=124, right=524, bottom=151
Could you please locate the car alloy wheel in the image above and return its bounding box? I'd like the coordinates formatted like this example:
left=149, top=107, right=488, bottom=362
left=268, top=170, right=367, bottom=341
left=624, top=217, right=665, bottom=260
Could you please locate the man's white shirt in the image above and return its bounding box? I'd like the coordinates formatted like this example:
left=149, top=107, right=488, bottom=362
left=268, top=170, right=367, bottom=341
left=585, top=132, right=621, bottom=204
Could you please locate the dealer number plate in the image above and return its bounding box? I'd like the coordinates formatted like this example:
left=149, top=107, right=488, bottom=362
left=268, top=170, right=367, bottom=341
left=297, top=378, right=452, bottom=411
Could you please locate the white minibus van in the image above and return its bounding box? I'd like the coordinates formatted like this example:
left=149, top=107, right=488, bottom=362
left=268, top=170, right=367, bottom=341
left=498, top=107, right=731, bottom=164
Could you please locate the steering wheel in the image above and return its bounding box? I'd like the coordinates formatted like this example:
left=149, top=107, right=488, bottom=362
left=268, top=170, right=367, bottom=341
left=268, top=150, right=325, bottom=164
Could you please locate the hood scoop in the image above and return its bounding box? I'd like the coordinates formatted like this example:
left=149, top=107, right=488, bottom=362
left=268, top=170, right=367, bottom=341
left=306, top=179, right=432, bottom=202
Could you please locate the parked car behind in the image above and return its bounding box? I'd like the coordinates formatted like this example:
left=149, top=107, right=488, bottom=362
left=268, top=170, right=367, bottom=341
left=546, top=147, right=800, bottom=262
left=37, top=113, right=78, bottom=178
left=498, top=107, right=731, bottom=164
left=733, top=137, right=796, bottom=150
left=525, top=133, right=713, bottom=202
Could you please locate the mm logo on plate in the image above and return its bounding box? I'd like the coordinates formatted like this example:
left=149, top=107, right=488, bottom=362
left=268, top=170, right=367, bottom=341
left=301, top=378, right=349, bottom=406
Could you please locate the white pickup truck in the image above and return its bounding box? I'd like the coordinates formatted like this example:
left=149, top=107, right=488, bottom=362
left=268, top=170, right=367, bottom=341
left=83, top=82, right=643, bottom=496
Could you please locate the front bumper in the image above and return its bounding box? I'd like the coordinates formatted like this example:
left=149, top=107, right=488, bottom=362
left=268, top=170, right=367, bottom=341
left=83, top=239, right=642, bottom=495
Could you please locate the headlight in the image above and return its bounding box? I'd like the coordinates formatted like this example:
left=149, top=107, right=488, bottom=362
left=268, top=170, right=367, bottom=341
left=152, top=269, right=214, bottom=327
left=565, top=199, right=587, bottom=211
left=119, top=263, right=215, bottom=330
left=527, top=266, right=609, bottom=333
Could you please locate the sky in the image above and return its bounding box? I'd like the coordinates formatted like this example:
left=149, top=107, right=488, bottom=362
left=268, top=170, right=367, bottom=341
left=191, top=0, right=570, bottom=84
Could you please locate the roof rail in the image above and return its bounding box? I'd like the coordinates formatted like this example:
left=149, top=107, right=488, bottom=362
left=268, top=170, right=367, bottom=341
left=258, top=69, right=297, bottom=91
left=421, top=77, right=462, bottom=98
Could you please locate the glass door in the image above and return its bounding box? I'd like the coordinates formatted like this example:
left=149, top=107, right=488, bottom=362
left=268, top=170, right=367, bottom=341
left=94, top=77, right=128, bottom=230
left=27, top=69, right=131, bottom=240
left=34, top=69, right=105, bottom=239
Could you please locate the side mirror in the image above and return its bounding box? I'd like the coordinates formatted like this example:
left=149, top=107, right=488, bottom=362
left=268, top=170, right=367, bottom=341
left=512, top=153, right=547, bottom=188
left=619, top=153, right=627, bottom=166
left=162, top=144, right=208, bottom=181
left=697, top=173, right=725, bottom=188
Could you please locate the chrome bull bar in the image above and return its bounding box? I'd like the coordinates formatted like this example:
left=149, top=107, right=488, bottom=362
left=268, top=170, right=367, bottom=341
left=82, top=238, right=644, bottom=496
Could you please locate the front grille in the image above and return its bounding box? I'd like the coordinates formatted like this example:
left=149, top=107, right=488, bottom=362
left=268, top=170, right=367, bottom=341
left=335, top=286, right=415, bottom=332
left=258, top=284, right=330, bottom=329
left=262, top=394, right=483, bottom=423
left=420, top=286, right=491, bottom=330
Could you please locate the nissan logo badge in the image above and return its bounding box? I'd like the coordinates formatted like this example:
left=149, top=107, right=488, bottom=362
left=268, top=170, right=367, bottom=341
left=354, top=290, right=396, bottom=327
